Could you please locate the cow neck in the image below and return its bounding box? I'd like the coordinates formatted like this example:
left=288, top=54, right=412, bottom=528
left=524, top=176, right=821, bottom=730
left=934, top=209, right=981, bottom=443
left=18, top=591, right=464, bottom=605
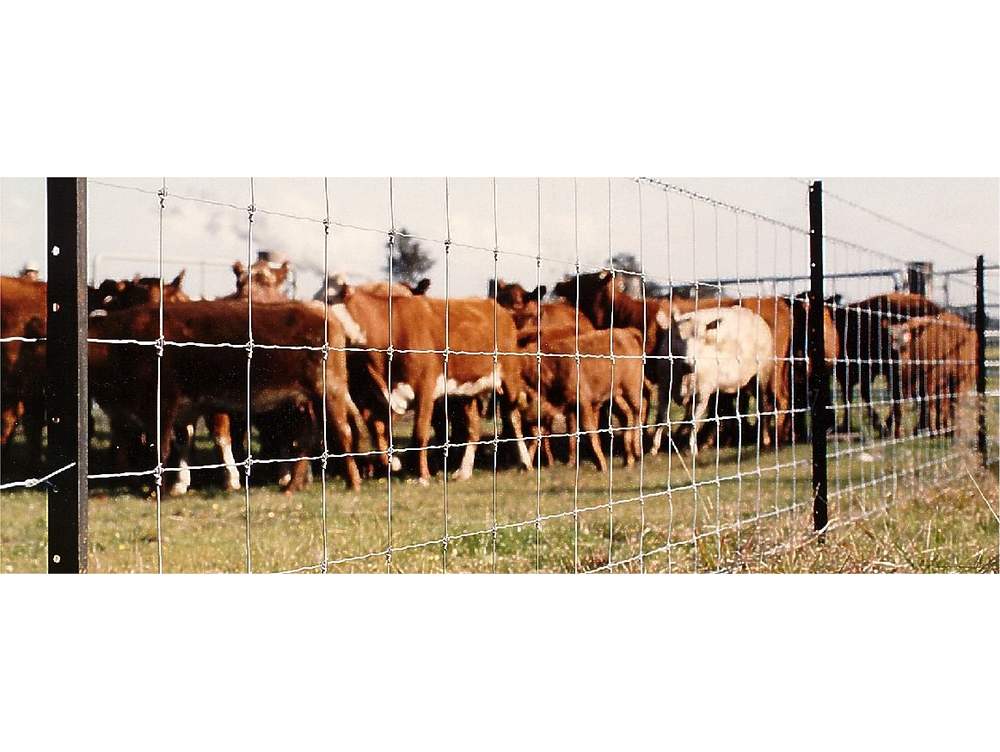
left=606, top=291, right=660, bottom=352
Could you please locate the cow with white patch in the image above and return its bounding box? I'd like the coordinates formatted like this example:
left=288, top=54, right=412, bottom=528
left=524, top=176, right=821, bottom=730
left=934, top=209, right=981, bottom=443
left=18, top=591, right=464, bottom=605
left=326, top=280, right=532, bottom=484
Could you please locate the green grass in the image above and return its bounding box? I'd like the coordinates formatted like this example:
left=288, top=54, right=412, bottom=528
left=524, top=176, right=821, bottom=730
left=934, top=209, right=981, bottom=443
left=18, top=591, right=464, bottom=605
left=3, top=376, right=998, bottom=573
left=3, top=411, right=997, bottom=573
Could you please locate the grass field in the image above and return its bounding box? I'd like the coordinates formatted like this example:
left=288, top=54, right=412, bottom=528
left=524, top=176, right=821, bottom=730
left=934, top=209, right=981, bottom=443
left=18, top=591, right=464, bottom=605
left=3, top=409, right=997, bottom=573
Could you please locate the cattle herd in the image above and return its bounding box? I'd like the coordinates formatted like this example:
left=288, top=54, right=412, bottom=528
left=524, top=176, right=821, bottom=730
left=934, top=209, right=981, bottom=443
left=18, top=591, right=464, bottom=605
left=0, top=259, right=979, bottom=496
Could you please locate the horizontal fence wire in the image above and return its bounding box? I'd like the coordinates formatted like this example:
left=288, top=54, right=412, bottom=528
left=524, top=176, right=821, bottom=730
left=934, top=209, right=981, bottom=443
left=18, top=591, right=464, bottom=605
left=1, top=177, right=996, bottom=573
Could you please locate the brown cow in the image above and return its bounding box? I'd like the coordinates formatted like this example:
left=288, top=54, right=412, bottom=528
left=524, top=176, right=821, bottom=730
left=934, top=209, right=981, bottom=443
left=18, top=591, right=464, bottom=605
left=316, top=277, right=434, bottom=477
left=891, top=312, right=976, bottom=437
left=490, top=280, right=595, bottom=334
left=833, top=292, right=943, bottom=437
left=329, top=283, right=533, bottom=484
left=552, top=271, right=668, bottom=354
left=89, top=300, right=361, bottom=493
left=85, top=273, right=207, bottom=487
left=1, top=276, right=47, bottom=471
left=519, top=329, right=646, bottom=471
left=90, top=271, right=190, bottom=312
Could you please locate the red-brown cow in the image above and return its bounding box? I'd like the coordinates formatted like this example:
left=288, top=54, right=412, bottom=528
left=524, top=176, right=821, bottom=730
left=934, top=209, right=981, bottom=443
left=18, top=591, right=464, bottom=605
left=490, top=279, right=595, bottom=335
left=833, top=292, right=942, bottom=437
left=1, top=275, right=46, bottom=471
left=519, top=328, right=646, bottom=471
left=329, top=283, right=533, bottom=484
left=891, top=312, right=977, bottom=436
left=90, top=271, right=190, bottom=312
left=89, top=300, right=361, bottom=493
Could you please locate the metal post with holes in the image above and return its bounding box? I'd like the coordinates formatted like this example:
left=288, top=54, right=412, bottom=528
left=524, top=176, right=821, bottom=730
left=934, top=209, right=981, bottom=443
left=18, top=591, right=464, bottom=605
left=975, top=254, right=987, bottom=466
left=808, top=181, right=829, bottom=532
left=46, top=177, right=89, bottom=573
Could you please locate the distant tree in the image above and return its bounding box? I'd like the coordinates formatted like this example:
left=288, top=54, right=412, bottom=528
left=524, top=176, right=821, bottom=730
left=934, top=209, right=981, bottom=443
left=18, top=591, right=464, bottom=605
left=383, top=227, right=434, bottom=285
left=611, top=252, right=640, bottom=273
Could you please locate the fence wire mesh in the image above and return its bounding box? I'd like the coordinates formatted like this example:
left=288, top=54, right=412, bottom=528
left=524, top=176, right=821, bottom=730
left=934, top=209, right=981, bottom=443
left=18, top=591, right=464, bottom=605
left=1, top=177, right=997, bottom=572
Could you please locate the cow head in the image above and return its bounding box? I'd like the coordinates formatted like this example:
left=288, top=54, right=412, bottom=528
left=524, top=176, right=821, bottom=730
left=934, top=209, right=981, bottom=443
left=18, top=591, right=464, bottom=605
left=232, top=259, right=291, bottom=302
left=671, top=308, right=698, bottom=341
left=89, top=271, right=190, bottom=312
left=489, top=280, right=545, bottom=309
left=888, top=322, right=912, bottom=353
left=314, top=273, right=349, bottom=305
left=552, top=270, right=617, bottom=329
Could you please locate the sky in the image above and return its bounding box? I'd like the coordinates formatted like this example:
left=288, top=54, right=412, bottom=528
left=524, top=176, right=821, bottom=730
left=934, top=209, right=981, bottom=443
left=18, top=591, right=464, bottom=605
left=1, top=177, right=996, bottom=308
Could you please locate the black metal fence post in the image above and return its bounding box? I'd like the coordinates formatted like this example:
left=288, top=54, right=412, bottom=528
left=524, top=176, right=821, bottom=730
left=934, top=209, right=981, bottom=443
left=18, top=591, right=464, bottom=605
left=46, top=177, right=89, bottom=573
left=976, top=254, right=987, bottom=466
left=808, top=181, right=829, bottom=532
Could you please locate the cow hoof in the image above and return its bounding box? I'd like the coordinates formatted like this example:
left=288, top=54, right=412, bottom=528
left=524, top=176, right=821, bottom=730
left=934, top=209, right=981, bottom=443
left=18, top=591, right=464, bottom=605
left=418, top=476, right=431, bottom=487
left=390, top=457, right=402, bottom=472
left=451, top=468, right=473, bottom=481
left=168, top=484, right=188, bottom=497
left=277, top=472, right=292, bottom=488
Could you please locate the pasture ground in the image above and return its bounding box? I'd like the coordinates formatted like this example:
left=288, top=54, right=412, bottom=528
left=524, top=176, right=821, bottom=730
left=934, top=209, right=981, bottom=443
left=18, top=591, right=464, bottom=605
left=3, top=418, right=997, bottom=573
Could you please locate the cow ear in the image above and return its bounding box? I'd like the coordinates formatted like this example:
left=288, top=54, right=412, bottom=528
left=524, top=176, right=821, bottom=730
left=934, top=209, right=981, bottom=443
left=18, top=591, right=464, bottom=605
left=116, top=280, right=128, bottom=292
left=487, top=279, right=497, bottom=298
left=276, top=261, right=291, bottom=282
left=534, top=285, right=547, bottom=299
left=171, top=269, right=186, bottom=288
left=232, top=260, right=245, bottom=277
left=413, top=278, right=431, bottom=295
left=599, top=270, right=609, bottom=280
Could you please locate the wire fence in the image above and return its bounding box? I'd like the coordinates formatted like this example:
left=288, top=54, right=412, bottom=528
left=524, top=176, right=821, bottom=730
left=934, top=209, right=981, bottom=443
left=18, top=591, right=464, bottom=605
left=1, top=177, right=996, bottom=573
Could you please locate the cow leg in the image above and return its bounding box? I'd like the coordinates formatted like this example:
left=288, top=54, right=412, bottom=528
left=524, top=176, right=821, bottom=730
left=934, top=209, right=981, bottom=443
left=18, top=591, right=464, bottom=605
left=328, top=403, right=360, bottom=492
left=612, top=395, right=636, bottom=467
left=542, top=431, right=555, bottom=466
left=411, top=388, right=436, bottom=486
left=758, top=387, right=774, bottom=448
left=887, top=362, right=903, bottom=439
left=858, top=365, right=883, bottom=436
left=324, top=392, right=360, bottom=492
left=689, top=392, right=712, bottom=458
left=914, top=368, right=929, bottom=436
left=578, top=403, right=607, bottom=473
left=365, top=412, right=399, bottom=474
left=566, top=410, right=579, bottom=467
left=452, top=399, right=480, bottom=481
left=627, top=387, right=646, bottom=464
left=168, top=423, right=194, bottom=496
left=210, top=413, right=241, bottom=491
left=649, top=383, right=671, bottom=457
left=155, top=397, right=181, bottom=496
left=499, top=396, right=533, bottom=471
left=836, top=362, right=852, bottom=434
